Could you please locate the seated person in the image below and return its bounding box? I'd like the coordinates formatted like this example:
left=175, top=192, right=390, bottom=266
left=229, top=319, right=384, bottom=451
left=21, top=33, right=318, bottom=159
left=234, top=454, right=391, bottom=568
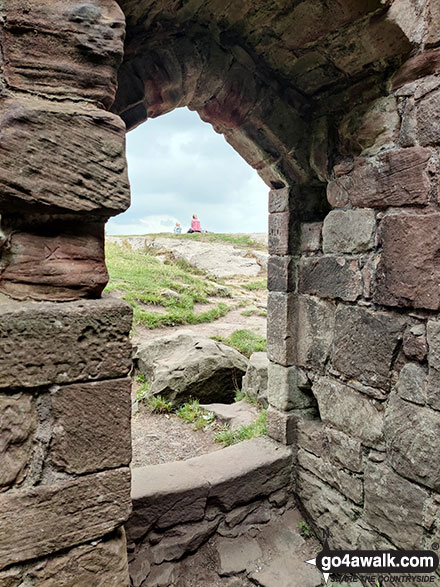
left=188, top=214, right=202, bottom=233
left=174, top=221, right=182, bottom=234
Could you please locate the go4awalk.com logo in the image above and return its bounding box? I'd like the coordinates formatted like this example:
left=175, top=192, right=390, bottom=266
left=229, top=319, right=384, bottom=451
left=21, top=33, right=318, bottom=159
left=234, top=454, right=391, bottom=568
left=306, top=542, right=439, bottom=584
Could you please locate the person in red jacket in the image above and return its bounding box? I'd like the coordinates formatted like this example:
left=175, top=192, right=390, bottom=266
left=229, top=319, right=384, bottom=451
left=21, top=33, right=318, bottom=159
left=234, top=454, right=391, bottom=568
left=188, top=214, right=202, bottom=233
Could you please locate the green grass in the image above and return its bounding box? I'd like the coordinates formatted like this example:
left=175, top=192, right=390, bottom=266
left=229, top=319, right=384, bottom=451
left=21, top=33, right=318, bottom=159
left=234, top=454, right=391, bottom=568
left=176, top=400, right=215, bottom=430
left=105, top=242, right=230, bottom=328
left=240, top=308, right=257, bottom=317
left=149, top=395, right=173, bottom=413
left=136, top=378, right=151, bottom=402
left=242, top=280, right=267, bottom=291
left=214, top=410, right=267, bottom=446
left=213, top=329, right=267, bottom=358
left=234, top=389, right=260, bottom=407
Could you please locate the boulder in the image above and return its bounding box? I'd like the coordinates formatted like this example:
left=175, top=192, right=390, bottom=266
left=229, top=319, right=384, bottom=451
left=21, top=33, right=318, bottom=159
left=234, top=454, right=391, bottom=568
left=135, top=333, right=248, bottom=404
left=241, top=352, right=269, bottom=406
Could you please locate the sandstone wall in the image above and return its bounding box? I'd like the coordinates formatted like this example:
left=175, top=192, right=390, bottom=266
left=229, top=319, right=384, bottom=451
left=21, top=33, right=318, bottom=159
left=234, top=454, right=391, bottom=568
left=266, top=47, right=440, bottom=555
left=0, top=0, right=439, bottom=583
left=0, top=1, right=133, bottom=583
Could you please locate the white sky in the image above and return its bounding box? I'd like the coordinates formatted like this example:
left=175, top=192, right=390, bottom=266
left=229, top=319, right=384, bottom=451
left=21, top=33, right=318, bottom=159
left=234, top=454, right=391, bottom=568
left=106, top=107, right=269, bottom=235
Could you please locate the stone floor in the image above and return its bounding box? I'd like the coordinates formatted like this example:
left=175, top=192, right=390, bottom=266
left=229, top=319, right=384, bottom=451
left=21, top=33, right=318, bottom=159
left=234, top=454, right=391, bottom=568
left=156, top=506, right=324, bottom=587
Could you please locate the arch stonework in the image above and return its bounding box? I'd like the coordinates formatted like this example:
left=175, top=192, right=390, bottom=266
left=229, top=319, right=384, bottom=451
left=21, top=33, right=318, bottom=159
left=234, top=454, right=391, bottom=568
left=0, top=0, right=440, bottom=583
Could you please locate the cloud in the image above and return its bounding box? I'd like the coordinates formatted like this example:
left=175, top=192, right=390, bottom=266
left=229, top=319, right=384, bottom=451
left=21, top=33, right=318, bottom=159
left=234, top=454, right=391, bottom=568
left=108, top=107, right=269, bottom=235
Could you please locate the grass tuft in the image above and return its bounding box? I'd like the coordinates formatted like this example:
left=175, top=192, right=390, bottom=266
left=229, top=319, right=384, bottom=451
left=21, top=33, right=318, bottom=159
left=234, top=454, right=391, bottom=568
left=213, top=329, right=267, bottom=358
left=214, top=410, right=267, bottom=446
left=176, top=400, right=215, bottom=430
left=242, top=280, right=267, bottom=291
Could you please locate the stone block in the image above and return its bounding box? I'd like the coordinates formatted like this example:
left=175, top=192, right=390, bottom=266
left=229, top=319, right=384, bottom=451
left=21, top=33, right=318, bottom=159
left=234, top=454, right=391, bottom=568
left=241, top=352, right=269, bottom=406
left=312, top=377, right=384, bottom=446
left=268, top=187, right=290, bottom=213
left=50, top=378, right=132, bottom=475
left=267, top=292, right=296, bottom=366
left=267, top=256, right=297, bottom=292
left=427, top=1, right=440, bottom=46
left=325, top=427, right=363, bottom=473
left=295, top=469, right=363, bottom=549
left=298, top=256, right=362, bottom=301
left=327, top=148, right=431, bottom=208
left=267, top=363, right=315, bottom=410
left=374, top=213, right=440, bottom=310
left=331, top=305, right=405, bottom=389
left=299, top=222, right=322, bottom=252
left=0, top=393, right=36, bottom=489
left=0, top=224, right=108, bottom=301
left=322, top=210, right=376, bottom=254
left=427, top=320, right=440, bottom=411
left=327, top=175, right=350, bottom=208
left=0, top=298, right=132, bottom=390
left=297, top=449, right=363, bottom=504
left=416, top=89, right=440, bottom=146
left=268, top=212, right=297, bottom=255
left=296, top=418, right=324, bottom=457
left=0, top=96, right=129, bottom=215
left=384, top=392, right=440, bottom=491
left=0, top=528, right=130, bottom=587
left=296, top=295, right=336, bottom=371
left=266, top=405, right=298, bottom=445
left=395, top=362, right=427, bottom=405
left=3, top=0, right=125, bottom=107
left=0, top=468, right=131, bottom=570
left=364, top=461, right=429, bottom=549
left=403, top=323, right=428, bottom=362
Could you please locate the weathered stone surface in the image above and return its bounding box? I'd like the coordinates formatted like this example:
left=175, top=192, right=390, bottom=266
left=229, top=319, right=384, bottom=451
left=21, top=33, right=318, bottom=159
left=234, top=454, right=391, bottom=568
left=427, top=320, right=440, bottom=411
left=331, top=305, right=405, bottom=389
left=151, top=518, right=220, bottom=565
left=268, top=212, right=297, bottom=255
left=241, top=351, right=269, bottom=406
left=299, top=256, right=362, bottom=301
left=296, top=295, right=336, bottom=371
left=327, top=148, right=431, bottom=209
left=136, top=333, right=248, bottom=404
left=322, top=210, right=376, bottom=254
left=50, top=378, right=132, bottom=475
left=297, top=448, right=363, bottom=504
left=325, top=427, right=363, bottom=473
left=299, top=222, right=322, bottom=252
left=200, top=401, right=260, bottom=430
left=392, top=49, right=440, bottom=89
left=416, top=89, right=440, bottom=146
left=146, top=237, right=262, bottom=278
left=267, top=256, right=297, bottom=292
left=268, top=187, right=289, bottom=213
left=427, top=1, right=440, bottom=46
left=3, top=0, right=125, bottom=107
left=0, top=528, right=130, bottom=587
left=364, top=461, right=430, bottom=549
left=217, top=536, right=262, bottom=576
left=268, top=363, right=315, bottom=410
left=0, top=96, right=129, bottom=215
left=129, top=438, right=291, bottom=543
left=395, top=362, right=427, bottom=405
left=385, top=392, right=440, bottom=491
left=296, top=418, right=324, bottom=457
left=0, top=224, right=108, bottom=301
left=267, top=292, right=296, bottom=366
left=266, top=405, right=298, bottom=445
left=295, top=469, right=362, bottom=549
left=0, top=298, right=132, bottom=390
left=0, top=393, right=36, bottom=488
left=374, top=213, right=440, bottom=310
left=403, top=323, right=428, bottom=362
left=0, top=468, right=131, bottom=570
left=313, top=377, right=384, bottom=446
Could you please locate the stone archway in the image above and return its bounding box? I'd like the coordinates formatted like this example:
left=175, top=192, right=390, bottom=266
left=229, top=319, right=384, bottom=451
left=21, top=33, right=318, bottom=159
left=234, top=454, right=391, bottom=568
left=0, top=0, right=439, bottom=584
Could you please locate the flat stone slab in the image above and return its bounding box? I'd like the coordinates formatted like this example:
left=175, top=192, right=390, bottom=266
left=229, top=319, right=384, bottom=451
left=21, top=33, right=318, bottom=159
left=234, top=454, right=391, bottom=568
left=129, top=438, right=292, bottom=541
left=200, top=401, right=260, bottom=430
left=217, top=536, right=263, bottom=576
